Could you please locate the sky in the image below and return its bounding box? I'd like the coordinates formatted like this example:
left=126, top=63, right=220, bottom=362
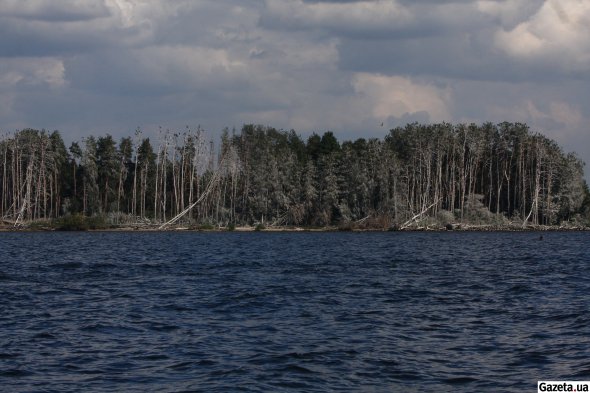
left=1, top=0, right=589, bottom=176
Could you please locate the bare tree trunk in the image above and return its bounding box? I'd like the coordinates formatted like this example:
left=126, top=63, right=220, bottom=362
left=132, top=129, right=141, bottom=218
left=153, top=136, right=162, bottom=222
left=1, top=138, right=7, bottom=216
left=116, top=160, right=123, bottom=215
left=180, top=135, right=187, bottom=213
left=171, top=138, right=178, bottom=217
left=15, top=155, right=35, bottom=225
left=400, top=199, right=440, bottom=229
left=159, top=158, right=223, bottom=229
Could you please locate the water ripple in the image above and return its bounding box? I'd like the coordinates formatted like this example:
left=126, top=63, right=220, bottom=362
left=1, top=231, right=589, bottom=392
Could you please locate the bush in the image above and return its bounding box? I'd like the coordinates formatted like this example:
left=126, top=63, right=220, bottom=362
left=86, top=215, right=109, bottom=230
left=436, top=210, right=455, bottom=225
left=255, top=223, right=265, bottom=231
left=27, top=220, right=53, bottom=230
left=53, top=214, right=89, bottom=231
left=189, top=222, right=215, bottom=231
left=463, top=194, right=497, bottom=224
left=53, top=214, right=108, bottom=231
left=227, top=223, right=236, bottom=231
left=338, top=221, right=354, bottom=231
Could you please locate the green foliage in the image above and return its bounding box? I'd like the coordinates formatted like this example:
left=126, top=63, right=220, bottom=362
left=320, top=131, right=340, bottom=155
left=82, top=136, right=100, bottom=215
left=27, top=220, right=53, bottom=231
left=255, top=223, right=266, bottom=231
left=580, top=182, right=590, bottom=225
left=52, top=214, right=108, bottom=231
left=54, top=214, right=89, bottom=231
left=338, top=222, right=353, bottom=231
left=193, top=223, right=214, bottom=231
left=0, top=123, right=587, bottom=229
left=86, top=215, right=109, bottom=229
left=436, top=210, right=455, bottom=226
left=463, top=195, right=495, bottom=224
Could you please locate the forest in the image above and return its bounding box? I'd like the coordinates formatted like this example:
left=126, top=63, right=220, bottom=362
left=1, top=122, right=589, bottom=230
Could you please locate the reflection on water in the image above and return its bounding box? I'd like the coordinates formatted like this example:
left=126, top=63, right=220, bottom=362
left=1, top=231, right=589, bottom=392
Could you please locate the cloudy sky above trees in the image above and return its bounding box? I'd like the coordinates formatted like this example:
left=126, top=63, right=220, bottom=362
left=1, top=0, right=589, bottom=173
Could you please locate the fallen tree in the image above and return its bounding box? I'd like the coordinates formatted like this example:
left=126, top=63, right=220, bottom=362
left=158, top=160, right=223, bottom=229
left=400, top=200, right=440, bottom=230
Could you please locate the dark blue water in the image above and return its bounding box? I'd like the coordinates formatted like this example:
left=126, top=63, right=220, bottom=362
left=1, top=232, right=589, bottom=392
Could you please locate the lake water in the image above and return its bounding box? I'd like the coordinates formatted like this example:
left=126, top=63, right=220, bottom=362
left=1, top=231, right=589, bottom=392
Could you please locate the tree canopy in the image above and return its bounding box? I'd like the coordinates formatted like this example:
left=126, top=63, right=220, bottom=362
left=1, top=123, right=589, bottom=228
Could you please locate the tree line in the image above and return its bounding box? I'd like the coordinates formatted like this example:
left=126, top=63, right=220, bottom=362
left=1, top=122, right=589, bottom=228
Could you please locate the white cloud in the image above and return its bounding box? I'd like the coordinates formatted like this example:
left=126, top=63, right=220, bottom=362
left=494, top=0, right=590, bottom=71
left=352, top=73, right=452, bottom=122
left=104, top=0, right=192, bottom=29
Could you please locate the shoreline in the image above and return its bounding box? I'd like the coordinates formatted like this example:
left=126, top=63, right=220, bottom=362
left=1, top=223, right=589, bottom=233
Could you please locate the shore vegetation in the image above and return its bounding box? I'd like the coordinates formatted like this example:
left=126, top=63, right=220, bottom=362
left=1, top=122, right=589, bottom=231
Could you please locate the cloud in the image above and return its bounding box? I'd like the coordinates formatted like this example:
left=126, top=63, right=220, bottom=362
left=494, top=0, right=590, bottom=72
left=352, top=73, right=452, bottom=123
left=0, top=57, right=65, bottom=88
left=523, top=100, right=588, bottom=156
left=477, top=0, right=544, bottom=28
left=0, top=0, right=589, bottom=181
left=0, top=57, right=66, bottom=133
left=65, top=46, right=249, bottom=96
left=464, top=86, right=589, bottom=156
left=262, top=0, right=504, bottom=41
left=548, top=101, right=584, bottom=128
left=0, top=0, right=199, bottom=57
left=504, top=99, right=583, bottom=129
left=261, top=0, right=414, bottom=37
left=0, top=10, right=145, bottom=57
left=0, top=0, right=109, bottom=22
